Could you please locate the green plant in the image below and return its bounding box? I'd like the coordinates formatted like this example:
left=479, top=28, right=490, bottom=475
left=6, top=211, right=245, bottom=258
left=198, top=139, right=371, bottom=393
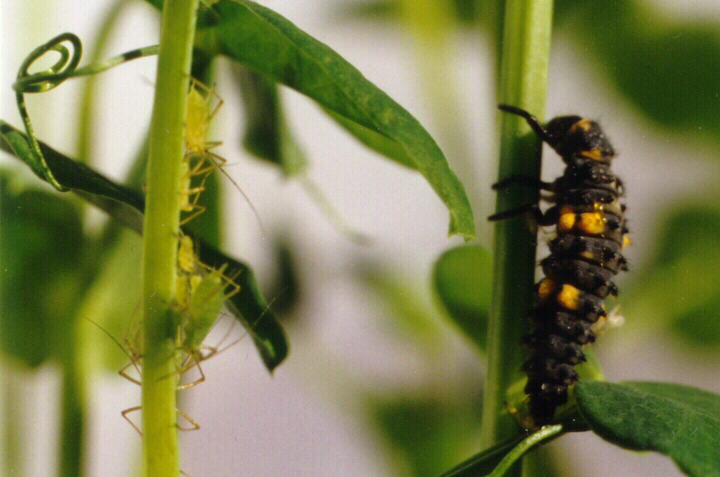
left=3, top=1, right=720, bottom=477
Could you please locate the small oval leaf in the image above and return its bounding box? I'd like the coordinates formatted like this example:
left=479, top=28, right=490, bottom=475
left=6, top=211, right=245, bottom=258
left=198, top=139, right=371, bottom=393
left=433, top=244, right=492, bottom=351
left=576, top=381, right=720, bottom=477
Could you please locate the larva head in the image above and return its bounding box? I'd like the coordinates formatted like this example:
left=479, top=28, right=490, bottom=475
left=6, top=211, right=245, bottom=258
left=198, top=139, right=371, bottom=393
left=545, top=116, right=615, bottom=163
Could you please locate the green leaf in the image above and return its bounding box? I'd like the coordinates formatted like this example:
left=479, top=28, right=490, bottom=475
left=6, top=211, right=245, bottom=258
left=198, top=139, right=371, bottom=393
left=576, top=381, right=720, bottom=477
left=556, top=0, right=720, bottom=146
left=326, top=109, right=415, bottom=169
left=0, top=121, right=288, bottom=371
left=235, top=68, right=307, bottom=176
left=209, top=0, right=475, bottom=239
left=0, top=172, right=84, bottom=367
left=433, top=244, right=492, bottom=351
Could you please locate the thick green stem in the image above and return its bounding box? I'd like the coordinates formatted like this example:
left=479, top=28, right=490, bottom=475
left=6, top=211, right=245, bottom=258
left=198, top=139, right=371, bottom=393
left=141, top=1, right=198, bottom=477
left=481, top=0, right=554, bottom=464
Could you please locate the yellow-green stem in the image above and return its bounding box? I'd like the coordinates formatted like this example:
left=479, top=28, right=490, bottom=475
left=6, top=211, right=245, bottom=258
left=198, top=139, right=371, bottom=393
left=480, top=0, right=554, bottom=473
left=141, top=1, right=198, bottom=476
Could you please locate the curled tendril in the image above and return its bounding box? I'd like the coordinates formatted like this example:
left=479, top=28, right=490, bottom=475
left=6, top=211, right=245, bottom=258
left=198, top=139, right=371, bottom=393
left=14, top=33, right=83, bottom=190
left=12, top=32, right=158, bottom=191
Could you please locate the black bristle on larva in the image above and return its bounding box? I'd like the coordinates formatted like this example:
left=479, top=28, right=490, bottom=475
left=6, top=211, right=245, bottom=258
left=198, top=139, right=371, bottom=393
left=491, top=105, right=630, bottom=426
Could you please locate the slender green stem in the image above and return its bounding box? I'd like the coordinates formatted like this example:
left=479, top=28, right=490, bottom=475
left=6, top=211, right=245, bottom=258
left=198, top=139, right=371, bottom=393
left=480, top=0, right=554, bottom=468
left=141, top=1, right=198, bottom=477
left=488, top=425, right=564, bottom=477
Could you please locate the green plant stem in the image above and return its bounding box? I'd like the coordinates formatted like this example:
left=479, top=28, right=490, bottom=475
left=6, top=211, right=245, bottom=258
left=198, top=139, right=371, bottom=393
left=480, top=0, right=554, bottom=469
left=141, top=1, right=198, bottom=477
left=488, top=425, right=563, bottom=477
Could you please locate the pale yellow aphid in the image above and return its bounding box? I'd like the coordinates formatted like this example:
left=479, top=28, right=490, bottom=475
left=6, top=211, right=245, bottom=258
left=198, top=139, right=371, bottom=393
left=181, top=79, right=265, bottom=229
left=185, top=81, right=223, bottom=157
left=177, top=80, right=225, bottom=225
left=173, top=234, right=242, bottom=392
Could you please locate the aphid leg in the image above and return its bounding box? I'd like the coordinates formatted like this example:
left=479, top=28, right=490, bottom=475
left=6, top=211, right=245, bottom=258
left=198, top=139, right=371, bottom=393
left=192, top=150, right=226, bottom=176
left=118, top=361, right=143, bottom=386
left=121, top=406, right=143, bottom=435
left=498, top=104, right=554, bottom=143
left=180, top=203, right=207, bottom=226
left=493, top=175, right=553, bottom=191
left=488, top=204, right=544, bottom=223
left=190, top=77, right=224, bottom=121
left=176, top=354, right=206, bottom=391
left=176, top=408, right=201, bottom=431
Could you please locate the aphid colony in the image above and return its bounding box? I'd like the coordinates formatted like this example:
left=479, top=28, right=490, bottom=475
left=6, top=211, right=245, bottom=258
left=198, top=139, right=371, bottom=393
left=491, top=105, right=629, bottom=426
left=118, top=82, right=239, bottom=433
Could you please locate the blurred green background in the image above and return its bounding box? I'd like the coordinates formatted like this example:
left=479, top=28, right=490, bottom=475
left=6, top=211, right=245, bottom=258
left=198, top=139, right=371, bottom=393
left=2, top=0, right=720, bottom=476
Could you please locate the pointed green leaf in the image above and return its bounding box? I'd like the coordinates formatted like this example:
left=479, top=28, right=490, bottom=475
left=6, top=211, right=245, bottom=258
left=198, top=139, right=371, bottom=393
left=0, top=121, right=288, bottom=371
left=208, top=0, right=474, bottom=239
left=576, top=381, right=720, bottom=477
left=433, top=244, right=492, bottom=351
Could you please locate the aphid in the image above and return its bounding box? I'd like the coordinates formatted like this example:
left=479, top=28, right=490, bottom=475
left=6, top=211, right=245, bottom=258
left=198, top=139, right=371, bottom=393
left=180, top=79, right=264, bottom=229
left=490, top=105, right=629, bottom=427
left=107, top=236, right=241, bottom=433
left=174, top=235, right=240, bottom=391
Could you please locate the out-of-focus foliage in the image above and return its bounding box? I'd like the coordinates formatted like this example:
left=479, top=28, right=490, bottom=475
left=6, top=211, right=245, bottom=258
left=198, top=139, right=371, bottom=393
left=576, top=381, right=720, bottom=477
left=0, top=172, right=84, bottom=367
left=368, top=394, right=483, bottom=477
left=357, top=263, right=487, bottom=477
left=556, top=0, right=720, bottom=147
left=75, top=230, right=143, bottom=371
left=433, top=244, right=492, bottom=351
left=267, top=236, right=302, bottom=319
left=235, top=69, right=308, bottom=177
left=360, top=266, right=444, bottom=349
left=623, top=205, right=720, bottom=349
left=336, top=0, right=483, bottom=27
left=0, top=123, right=289, bottom=371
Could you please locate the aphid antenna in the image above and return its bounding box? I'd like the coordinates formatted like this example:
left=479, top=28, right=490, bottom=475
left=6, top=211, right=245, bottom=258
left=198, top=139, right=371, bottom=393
left=212, top=154, right=267, bottom=235
left=84, top=317, right=143, bottom=382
